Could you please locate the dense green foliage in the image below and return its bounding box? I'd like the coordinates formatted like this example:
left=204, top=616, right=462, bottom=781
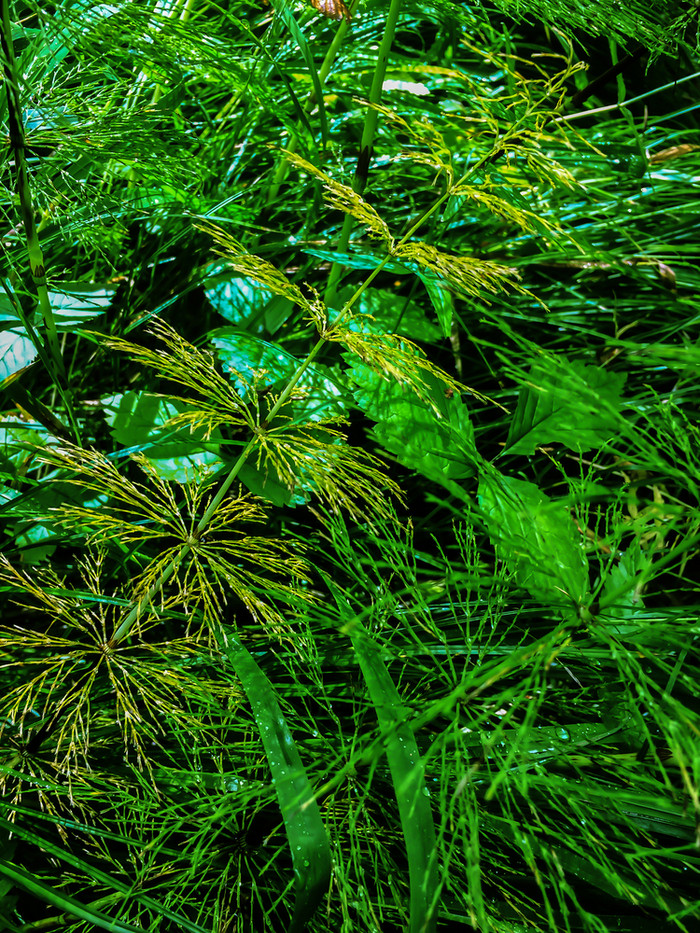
left=1, top=0, right=699, bottom=930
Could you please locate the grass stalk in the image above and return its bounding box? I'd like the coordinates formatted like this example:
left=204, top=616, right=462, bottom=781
left=0, top=1, right=64, bottom=380
left=325, top=0, right=404, bottom=305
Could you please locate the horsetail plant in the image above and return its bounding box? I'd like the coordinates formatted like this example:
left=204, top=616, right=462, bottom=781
left=0, top=0, right=699, bottom=931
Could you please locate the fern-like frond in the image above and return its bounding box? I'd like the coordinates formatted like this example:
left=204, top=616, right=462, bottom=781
left=38, top=447, right=193, bottom=544
left=34, top=446, right=312, bottom=635
left=0, top=556, right=202, bottom=770
left=101, top=320, right=257, bottom=437
left=198, top=223, right=312, bottom=307
left=491, top=0, right=684, bottom=52
left=132, top=493, right=313, bottom=631
left=395, top=241, right=521, bottom=299
left=253, top=422, right=404, bottom=525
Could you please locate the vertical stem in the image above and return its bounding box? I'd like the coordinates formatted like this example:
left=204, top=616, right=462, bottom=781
left=265, top=7, right=355, bottom=208
left=0, top=0, right=65, bottom=381
left=324, top=0, right=403, bottom=306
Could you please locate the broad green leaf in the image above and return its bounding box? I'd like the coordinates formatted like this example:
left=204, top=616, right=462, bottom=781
left=356, top=289, right=442, bottom=342
left=347, top=619, right=438, bottom=933
left=211, top=330, right=347, bottom=421
left=457, top=720, right=621, bottom=756
left=346, top=356, right=477, bottom=484
left=48, top=283, right=116, bottom=330
left=217, top=629, right=331, bottom=933
left=0, top=328, right=36, bottom=386
left=237, top=461, right=307, bottom=507
left=478, top=471, right=588, bottom=608
left=102, top=391, right=223, bottom=481
left=205, top=272, right=293, bottom=335
left=505, top=358, right=627, bottom=454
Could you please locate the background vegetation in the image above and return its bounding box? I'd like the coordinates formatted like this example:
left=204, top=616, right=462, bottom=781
left=1, top=0, right=699, bottom=930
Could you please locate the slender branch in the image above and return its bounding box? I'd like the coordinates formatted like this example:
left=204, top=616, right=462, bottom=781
left=108, top=334, right=327, bottom=647
left=264, top=2, right=356, bottom=209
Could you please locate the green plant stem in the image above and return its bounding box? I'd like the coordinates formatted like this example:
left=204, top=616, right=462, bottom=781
left=265, top=6, right=354, bottom=207
left=332, top=145, right=511, bottom=327
left=2, top=281, right=81, bottom=440
left=106, top=152, right=497, bottom=648
left=0, top=1, right=64, bottom=380
left=110, top=80, right=537, bottom=648
left=556, top=70, right=700, bottom=122
left=314, top=618, right=575, bottom=804
left=324, top=0, right=404, bottom=305
left=108, top=542, right=188, bottom=646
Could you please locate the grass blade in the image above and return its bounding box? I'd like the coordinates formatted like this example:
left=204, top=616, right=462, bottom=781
left=0, top=814, right=209, bottom=933
left=217, top=627, right=331, bottom=932
left=0, top=859, right=145, bottom=933
left=348, top=618, right=439, bottom=933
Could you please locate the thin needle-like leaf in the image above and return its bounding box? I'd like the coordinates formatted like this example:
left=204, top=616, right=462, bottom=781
left=0, top=815, right=209, bottom=933
left=0, top=859, right=146, bottom=933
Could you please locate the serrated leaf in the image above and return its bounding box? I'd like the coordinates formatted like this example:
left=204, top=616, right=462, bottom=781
left=346, top=356, right=476, bottom=484
left=478, top=471, right=588, bottom=608
left=599, top=540, right=653, bottom=629
left=48, top=283, right=116, bottom=330
left=505, top=358, right=627, bottom=454
left=237, top=462, right=307, bottom=507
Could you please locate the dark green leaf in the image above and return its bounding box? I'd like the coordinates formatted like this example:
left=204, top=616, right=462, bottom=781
left=505, top=358, right=627, bottom=454
left=0, top=860, right=145, bottom=933
left=348, top=619, right=439, bottom=933
left=478, top=470, right=589, bottom=608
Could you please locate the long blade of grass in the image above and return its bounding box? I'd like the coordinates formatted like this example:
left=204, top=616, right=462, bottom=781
left=0, top=859, right=145, bottom=933
left=269, top=0, right=329, bottom=149
left=216, top=626, right=331, bottom=933
left=0, top=814, right=209, bottom=933
left=347, top=618, right=439, bottom=933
